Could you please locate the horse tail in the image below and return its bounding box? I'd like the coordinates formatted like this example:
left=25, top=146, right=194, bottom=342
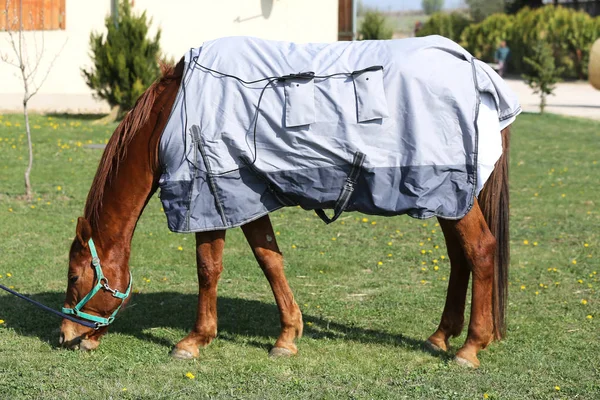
left=478, top=127, right=510, bottom=340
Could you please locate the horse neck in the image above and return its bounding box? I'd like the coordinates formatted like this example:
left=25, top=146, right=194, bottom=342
left=88, top=70, right=182, bottom=261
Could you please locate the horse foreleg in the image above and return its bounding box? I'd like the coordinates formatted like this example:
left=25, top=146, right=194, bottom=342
left=241, top=215, right=303, bottom=357
left=436, top=200, right=495, bottom=368
left=426, top=216, right=471, bottom=352
left=171, top=230, right=226, bottom=359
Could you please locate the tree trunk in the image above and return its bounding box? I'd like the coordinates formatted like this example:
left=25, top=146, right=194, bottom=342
left=92, top=104, right=120, bottom=125
left=23, top=100, right=33, bottom=201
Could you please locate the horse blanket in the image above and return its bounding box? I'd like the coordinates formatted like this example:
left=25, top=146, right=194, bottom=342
left=158, top=35, right=521, bottom=233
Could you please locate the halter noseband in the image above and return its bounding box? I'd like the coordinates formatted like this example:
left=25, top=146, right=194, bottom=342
left=61, top=238, right=132, bottom=329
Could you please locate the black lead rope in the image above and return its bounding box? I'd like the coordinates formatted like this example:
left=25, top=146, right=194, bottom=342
left=0, top=284, right=98, bottom=329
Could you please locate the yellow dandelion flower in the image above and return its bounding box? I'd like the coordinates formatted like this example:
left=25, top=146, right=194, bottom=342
left=185, top=372, right=195, bottom=380
left=387, top=241, right=392, bottom=246
left=30, top=205, right=35, bottom=209
left=362, top=217, right=368, bottom=222
left=395, top=229, right=400, bottom=233
left=578, top=279, right=583, bottom=284
left=520, top=285, right=526, bottom=290
left=434, top=245, right=439, bottom=249
left=57, top=186, right=62, bottom=191
left=331, top=237, right=337, bottom=241
left=421, top=250, right=426, bottom=254
left=561, top=194, right=566, bottom=198
left=572, top=259, right=577, bottom=265
left=586, top=315, right=593, bottom=320
left=433, top=259, right=438, bottom=263
left=523, top=240, right=529, bottom=245
left=440, top=255, right=445, bottom=259
left=434, top=266, right=439, bottom=271
left=535, top=291, right=539, bottom=295
left=421, top=267, right=427, bottom=271
left=387, top=253, right=392, bottom=257
left=276, top=231, right=280, bottom=235
left=581, top=299, right=587, bottom=305
left=0, top=320, right=4, bottom=324
left=534, top=192, right=538, bottom=197
left=420, top=279, right=426, bottom=284
left=533, top=242, right=538, bottom=246
left=584, top=243, right=589, bottom=247
left=419, top=242, right=424, bottom=246
left=371, top=221, right=377, bottom=225
left=377, top=261, right=383, bottom=266
left=292, top=244, right=297, bottom=249
left=306, top=321, right=313, bottom=326
left=555, top=386, right=560, bottom=391
left=6, top=273, right=12, bottom=277
left=319, top=270, right=324, bottom=274
left=8, top=208, right=12, bottom=212
left=555, top=282, right=560, bottom=286
left=122, top=388, right=127, bottom=391
left=177, top=246, right=183, bottom=251
left=539, top=283, right=544, bottom=287
left=483, top=394, right=489, bottom=399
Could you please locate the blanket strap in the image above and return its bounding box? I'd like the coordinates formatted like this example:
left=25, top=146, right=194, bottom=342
left=239, top=156, right=297, bottom=207
left=315, top=152, right=366, bottom=224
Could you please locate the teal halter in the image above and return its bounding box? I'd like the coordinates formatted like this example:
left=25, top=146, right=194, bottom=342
left=62, top=238, right=132, bottom=329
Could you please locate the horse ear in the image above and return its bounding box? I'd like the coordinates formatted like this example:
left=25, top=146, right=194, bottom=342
left=76, top=217, right=92, bottom=248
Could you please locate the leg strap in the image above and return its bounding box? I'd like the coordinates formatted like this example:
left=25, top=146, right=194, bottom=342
left=315, top=152, right=366, bottom=224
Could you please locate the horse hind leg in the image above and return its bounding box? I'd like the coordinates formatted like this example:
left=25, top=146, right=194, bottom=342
left=432, top=200, right=496, bottom=368
left=171, top=230, right=226, bottom=359
left=426, top=216, right=471, bottom=352
left=241, top=215, right=303, bottom=357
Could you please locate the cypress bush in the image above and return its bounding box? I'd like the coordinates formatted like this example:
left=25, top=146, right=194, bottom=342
left=82, top=0, right=162, bottom=115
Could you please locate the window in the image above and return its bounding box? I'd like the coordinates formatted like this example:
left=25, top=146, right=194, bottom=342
left=1, top=0, right=66, bottom=31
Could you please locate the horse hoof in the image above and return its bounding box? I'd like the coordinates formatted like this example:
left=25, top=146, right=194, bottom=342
left=454, top=356, right=478, bottom=369
left=269, top=347, right=294, bottom=358
left=425, top=339, right=446, bottom=353
left=170, top=348, right=197, bottom=360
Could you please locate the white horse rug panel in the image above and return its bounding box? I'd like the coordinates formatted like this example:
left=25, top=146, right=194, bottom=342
left=158, top=36, right=521, bottom=233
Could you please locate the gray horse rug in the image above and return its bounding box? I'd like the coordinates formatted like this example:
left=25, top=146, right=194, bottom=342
left=158, top=35, right=521, bottom=233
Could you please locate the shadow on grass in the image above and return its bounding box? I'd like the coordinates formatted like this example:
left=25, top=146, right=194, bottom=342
left=44, top=113, right=110, bottom=121
left=1, top=292, right=448, bottom=360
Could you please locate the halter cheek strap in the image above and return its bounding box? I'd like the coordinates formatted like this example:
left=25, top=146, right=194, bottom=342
left=61, top=238, right=132, bottom=329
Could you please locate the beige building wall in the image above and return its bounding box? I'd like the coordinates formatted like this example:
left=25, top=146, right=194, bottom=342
left=0, top=0, right=339, bottom=113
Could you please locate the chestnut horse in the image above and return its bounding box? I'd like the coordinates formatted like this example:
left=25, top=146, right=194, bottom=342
left=60, top=59, right=510, bottom=368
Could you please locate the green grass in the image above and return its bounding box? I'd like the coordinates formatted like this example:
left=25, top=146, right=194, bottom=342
left=0, top=112, right=598, bottom=399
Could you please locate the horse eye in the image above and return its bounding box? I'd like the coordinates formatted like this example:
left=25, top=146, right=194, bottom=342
left=69, top=276, right=79, bottom=284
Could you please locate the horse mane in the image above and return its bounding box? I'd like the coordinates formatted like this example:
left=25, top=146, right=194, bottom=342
left=84, top=60, right=183, bottom=229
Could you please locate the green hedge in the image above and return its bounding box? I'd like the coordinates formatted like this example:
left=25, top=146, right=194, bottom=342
left=416, top=12, right=472, bottom=43
left=420, top=6, right=600, bottom=79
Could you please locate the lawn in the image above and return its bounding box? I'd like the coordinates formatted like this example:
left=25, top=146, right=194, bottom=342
left=0, top=112, right=598, bottom=399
